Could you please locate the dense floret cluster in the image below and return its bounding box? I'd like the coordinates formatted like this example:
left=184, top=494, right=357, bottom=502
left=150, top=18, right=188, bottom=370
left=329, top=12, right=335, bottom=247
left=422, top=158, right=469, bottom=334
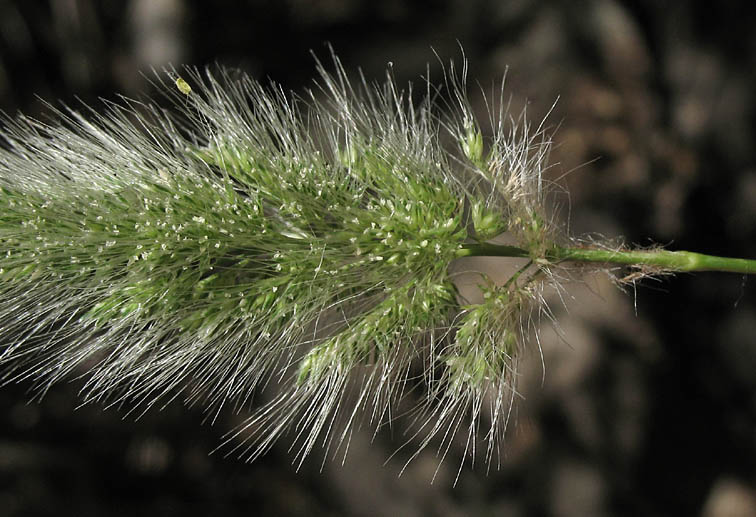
left=0, top=53, right=554, bottom=476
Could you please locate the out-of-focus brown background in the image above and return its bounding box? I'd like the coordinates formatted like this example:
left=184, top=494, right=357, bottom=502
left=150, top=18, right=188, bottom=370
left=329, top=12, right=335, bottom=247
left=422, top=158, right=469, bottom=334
left=1, top=1, right=756, bottom=515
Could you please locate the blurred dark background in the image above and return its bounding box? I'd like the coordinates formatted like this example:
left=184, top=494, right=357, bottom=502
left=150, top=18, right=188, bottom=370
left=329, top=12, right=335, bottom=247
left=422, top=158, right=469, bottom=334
left=1, top=1, right=756, bottom=515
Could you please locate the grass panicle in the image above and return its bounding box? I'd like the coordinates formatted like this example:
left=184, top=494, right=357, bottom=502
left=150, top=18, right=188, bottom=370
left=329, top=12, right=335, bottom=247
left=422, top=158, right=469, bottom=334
left=3, top=51, right=752, bottom=480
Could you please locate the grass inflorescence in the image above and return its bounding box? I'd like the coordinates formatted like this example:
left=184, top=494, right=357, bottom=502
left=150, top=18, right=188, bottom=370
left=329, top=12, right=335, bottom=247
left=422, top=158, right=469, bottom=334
left=9, top=50, right=749, bottom=479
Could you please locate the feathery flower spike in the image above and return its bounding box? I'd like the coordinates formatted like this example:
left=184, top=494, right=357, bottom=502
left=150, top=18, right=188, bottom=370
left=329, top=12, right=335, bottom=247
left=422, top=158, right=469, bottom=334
left=1, top=51, right=755, bottom=481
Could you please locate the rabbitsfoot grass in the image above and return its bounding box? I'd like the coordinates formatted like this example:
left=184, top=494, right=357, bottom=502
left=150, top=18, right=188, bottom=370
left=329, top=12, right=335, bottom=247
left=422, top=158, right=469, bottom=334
left=1, top=52, right=754, bottom=480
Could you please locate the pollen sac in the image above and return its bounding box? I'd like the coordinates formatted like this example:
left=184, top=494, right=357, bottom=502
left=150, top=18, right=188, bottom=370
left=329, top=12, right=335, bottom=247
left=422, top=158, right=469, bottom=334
left=175, top=77, right=192, bottom=95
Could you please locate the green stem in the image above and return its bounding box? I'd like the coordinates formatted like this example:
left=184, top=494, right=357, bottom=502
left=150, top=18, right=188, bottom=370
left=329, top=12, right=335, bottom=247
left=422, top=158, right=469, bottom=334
left=457, top=243, right=756, bottom=275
